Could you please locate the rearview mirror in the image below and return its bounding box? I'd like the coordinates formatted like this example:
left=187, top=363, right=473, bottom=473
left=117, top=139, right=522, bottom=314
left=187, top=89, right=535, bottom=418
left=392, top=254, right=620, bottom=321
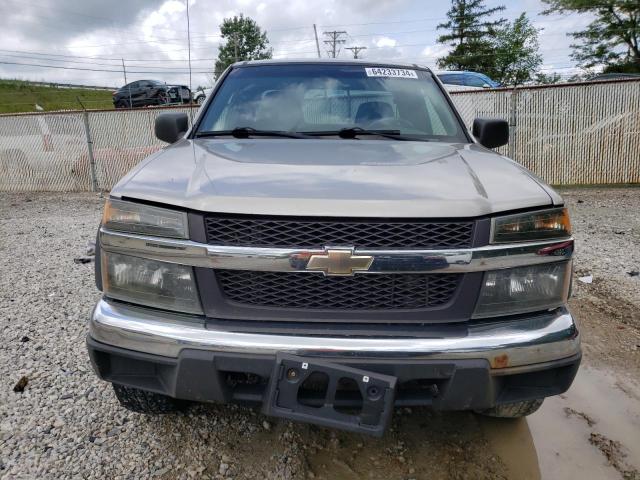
left=155, top=112, right=189, bottom=143
left=472, top=118, right=509, bottom=149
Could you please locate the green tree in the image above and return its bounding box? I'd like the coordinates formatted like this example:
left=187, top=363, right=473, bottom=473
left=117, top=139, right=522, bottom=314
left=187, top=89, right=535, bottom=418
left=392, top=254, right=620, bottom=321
left=542, top=0, right=640, bottom=73
left=437, top=0, right=506, bottom=72
left=490, top=13, right=543, bottom=85
left=214, top=15, right=272, bottom=77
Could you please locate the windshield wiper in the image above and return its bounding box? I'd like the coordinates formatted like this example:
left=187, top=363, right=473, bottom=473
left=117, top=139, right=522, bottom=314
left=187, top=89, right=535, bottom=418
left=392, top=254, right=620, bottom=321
left=304, top=127, right=413, bottom=140
left=195, top=127, right=310, bottom=139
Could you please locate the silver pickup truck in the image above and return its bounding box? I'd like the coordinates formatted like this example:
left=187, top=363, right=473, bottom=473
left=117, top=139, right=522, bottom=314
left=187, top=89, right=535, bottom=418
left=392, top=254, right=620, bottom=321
left=87, top=59, right=580, bottom=436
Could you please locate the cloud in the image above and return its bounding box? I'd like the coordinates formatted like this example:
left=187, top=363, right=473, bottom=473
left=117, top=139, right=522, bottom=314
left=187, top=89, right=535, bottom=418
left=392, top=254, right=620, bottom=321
left=375, top=37, right=397, bottom=48
left=0, top=0, right=585, bottom=87
left=420, top=45, right=450, bottom=64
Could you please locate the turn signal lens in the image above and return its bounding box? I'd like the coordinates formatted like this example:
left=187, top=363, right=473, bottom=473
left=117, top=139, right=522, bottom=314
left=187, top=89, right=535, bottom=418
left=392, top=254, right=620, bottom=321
left=491, top=208, right=571, bottom=243
left=102, top=199, right=189, bottom=239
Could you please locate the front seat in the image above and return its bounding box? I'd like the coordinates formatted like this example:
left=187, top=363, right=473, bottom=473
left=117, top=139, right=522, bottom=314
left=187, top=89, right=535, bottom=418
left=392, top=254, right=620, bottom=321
left=355, top=101, right=395, bottom=125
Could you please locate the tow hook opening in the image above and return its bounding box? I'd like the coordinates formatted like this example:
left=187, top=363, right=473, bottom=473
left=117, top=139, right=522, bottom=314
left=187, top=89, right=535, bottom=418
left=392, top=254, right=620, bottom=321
left=297, top=371, right=329, bottom=408
left=334, top=377, right=364, bottom=415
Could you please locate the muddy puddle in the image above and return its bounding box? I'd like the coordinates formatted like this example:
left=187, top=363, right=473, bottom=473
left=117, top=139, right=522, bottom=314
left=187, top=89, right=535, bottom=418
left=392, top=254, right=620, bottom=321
left=527, top=365, right=640, bottom=480
left=479, top=364, right=640, bottom=480
left=302, top=364, right=640, bottom=480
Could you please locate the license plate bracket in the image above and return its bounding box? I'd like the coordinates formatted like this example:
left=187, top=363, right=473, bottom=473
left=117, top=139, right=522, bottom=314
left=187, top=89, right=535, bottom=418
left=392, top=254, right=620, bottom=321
left=263, top=353, right=397, bottom=437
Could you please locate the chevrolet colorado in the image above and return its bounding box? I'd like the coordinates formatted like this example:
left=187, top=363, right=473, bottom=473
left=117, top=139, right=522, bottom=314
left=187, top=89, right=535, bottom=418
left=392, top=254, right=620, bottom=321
left=87, top=60, right=580, bottom=436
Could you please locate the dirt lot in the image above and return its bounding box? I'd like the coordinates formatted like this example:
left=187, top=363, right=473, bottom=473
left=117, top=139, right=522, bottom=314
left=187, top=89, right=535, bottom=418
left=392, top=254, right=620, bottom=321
left=0, top=187, right=639, bottom=480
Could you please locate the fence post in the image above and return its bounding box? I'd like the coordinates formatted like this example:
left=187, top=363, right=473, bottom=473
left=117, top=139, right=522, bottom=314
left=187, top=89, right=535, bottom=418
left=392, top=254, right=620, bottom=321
left=508, top=87, right=518, bottom=160
left=81, top=108, right=98, bottom=192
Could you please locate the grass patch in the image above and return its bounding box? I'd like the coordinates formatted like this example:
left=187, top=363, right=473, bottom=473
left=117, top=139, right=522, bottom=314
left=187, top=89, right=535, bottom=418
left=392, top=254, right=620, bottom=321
left=0, top=79, right=114, bottom=114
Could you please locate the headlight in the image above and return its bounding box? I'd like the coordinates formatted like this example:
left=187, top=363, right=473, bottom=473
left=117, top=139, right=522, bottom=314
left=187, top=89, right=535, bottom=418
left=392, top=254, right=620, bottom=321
left=491, top=208, right=571, bottom=243
left=472, top=262, right=571, bottom=319
left=102, top=199, right=188, bottom=239
left=102, top=252, right=203, bottom=314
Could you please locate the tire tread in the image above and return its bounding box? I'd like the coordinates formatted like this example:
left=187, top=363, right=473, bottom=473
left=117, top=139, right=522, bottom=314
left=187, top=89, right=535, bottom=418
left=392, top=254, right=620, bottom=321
left=476, top=398, right=544, bottom=418
left=112, top=384, right=184, bottom=414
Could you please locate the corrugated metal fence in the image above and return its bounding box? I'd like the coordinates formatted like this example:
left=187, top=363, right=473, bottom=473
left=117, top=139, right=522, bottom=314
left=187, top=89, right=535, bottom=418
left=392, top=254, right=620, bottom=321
left=1, top=79, right=639, bottom=192
left=452, top=79, right=640, bottom=185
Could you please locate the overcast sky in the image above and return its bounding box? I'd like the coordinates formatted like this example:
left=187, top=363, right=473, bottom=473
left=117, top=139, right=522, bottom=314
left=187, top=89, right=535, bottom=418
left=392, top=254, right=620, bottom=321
left=0, top=0, right=592, bottom=89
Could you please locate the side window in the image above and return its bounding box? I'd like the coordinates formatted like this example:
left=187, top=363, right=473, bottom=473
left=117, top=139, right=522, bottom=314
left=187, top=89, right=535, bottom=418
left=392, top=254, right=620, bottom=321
left=464, top=74, right=488, bottom=88
left=301, top=89, right=395, bottom=126
left=439, top=74, right=462, bottom=86
left=303, top=89, right=347, bottom=125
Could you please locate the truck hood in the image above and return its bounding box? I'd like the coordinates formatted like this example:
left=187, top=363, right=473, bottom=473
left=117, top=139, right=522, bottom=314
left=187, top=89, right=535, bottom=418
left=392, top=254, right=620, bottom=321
left=111, top=138, right=559, bottom=217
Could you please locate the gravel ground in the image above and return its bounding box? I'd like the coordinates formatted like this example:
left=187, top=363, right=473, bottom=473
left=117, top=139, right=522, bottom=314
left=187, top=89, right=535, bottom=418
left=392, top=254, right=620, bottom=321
left=0, top=187, right=639, bottom=480
left=561, top=187, right=640, bottom=309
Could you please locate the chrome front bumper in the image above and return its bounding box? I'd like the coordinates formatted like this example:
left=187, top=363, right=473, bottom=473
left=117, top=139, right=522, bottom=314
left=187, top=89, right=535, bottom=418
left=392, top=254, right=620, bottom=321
left=89, top=299, right=580, bottom=370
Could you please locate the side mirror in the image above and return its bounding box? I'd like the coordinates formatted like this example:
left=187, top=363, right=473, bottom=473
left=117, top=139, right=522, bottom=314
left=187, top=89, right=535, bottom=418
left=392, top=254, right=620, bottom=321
left=155, top=112, right=189, bottom=143
left=482, top=83, right=491, bottom=88
left=472, top=118, right=509, bottom=149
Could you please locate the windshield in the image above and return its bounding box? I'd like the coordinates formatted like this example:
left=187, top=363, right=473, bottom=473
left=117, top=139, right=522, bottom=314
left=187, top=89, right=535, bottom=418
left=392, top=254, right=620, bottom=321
left=196, top=64, right=467, bottom=142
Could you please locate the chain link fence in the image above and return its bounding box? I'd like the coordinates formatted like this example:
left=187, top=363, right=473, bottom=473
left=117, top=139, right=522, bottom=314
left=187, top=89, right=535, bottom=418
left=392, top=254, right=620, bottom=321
left=1, top=79, right=639, bottom=192
left=0, top=106, right=194, bottom=192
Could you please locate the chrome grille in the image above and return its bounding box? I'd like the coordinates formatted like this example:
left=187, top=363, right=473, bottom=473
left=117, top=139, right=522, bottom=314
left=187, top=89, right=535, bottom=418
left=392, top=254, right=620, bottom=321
left=216, top=271, right=461, bottom=310
left=204, top=215, right=474, bottom=249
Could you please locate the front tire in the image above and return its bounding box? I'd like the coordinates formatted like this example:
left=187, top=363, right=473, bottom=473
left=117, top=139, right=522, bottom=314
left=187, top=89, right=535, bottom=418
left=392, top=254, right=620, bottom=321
left=475, top=398, right=544, bottom=418
left=112, top=384, right=186, bottom=414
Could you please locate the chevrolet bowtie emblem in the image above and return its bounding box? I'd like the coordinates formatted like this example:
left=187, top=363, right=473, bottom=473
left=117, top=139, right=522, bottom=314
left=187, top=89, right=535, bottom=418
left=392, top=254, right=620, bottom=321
left=306, top=248, right=374, bottom=276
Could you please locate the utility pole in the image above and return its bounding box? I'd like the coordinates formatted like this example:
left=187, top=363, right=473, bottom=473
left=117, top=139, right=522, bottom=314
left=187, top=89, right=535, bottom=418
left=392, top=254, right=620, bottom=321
left=121, top=58, right=132, bottom=108
left=323, top=30, right=347, bottom=58
left=346, top=46, right=367, bottom=59
left=313, top=24, right=321, bottom=58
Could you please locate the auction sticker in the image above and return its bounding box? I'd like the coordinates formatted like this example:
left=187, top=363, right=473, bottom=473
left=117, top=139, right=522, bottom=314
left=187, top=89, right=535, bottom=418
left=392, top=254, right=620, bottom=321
left=365, top=67, right=418, bottom=78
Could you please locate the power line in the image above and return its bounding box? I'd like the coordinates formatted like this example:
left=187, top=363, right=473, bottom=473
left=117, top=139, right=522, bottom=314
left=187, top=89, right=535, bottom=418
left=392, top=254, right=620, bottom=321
left=0, top=52, right=215, bottom=69
left=323, top=31, right=347, bottom=58
left=0, top=50, right=581, bottom=71
left=0, top=60, right=214, bottom=74
left=0, top=42, right=580, bottom=68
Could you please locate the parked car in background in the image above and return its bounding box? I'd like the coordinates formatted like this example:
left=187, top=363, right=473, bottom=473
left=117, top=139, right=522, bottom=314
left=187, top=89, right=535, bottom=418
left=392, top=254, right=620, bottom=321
left=194, top=87, right=213, bottom=105
left=113, top=80, right=191, bottom=108
left=436, top=71, right=501, bottom=91
left=589, top=73, right=640, bottom=82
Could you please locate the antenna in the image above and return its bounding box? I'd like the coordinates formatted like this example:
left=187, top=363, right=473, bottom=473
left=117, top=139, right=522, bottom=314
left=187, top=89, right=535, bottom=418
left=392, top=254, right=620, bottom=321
left=186, top=0, right=193, bottom=119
